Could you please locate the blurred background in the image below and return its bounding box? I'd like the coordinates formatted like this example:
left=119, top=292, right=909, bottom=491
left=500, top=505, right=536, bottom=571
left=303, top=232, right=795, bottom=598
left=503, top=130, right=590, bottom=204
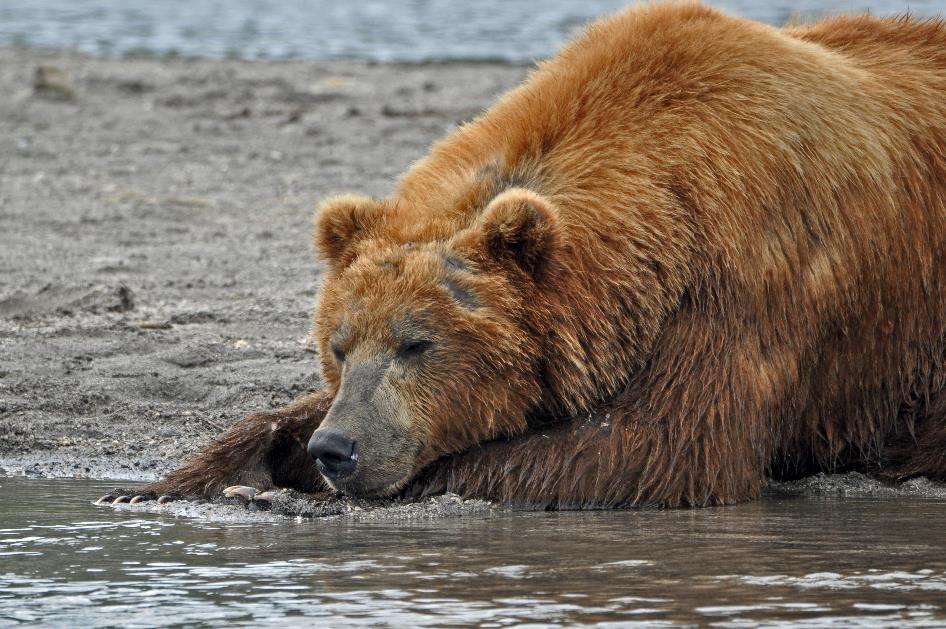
left=2, top=0, right=945, bottom=63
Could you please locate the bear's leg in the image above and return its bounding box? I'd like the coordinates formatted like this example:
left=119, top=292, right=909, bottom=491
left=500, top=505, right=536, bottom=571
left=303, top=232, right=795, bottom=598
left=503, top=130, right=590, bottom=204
left=96, top=391, right=332, bottom=505
left=409, top=308, right=773, bottom=508
left=407, top=394, right=766, bottom=508
left=408, top=303, right=776, bottom=508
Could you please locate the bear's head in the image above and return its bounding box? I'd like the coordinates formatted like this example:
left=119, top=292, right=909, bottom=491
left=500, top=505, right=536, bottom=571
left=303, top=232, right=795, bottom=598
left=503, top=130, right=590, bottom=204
left=307, top=188, right=561, bottom=496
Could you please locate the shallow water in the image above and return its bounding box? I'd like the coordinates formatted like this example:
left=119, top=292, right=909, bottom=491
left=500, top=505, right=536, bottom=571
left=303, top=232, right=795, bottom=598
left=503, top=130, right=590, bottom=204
left=2, top=477, right=946, bottom=627
left=1, top=0, right=944, bottom=62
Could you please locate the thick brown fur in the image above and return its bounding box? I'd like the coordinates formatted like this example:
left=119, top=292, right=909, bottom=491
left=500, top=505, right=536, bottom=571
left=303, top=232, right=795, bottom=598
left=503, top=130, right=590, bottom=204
left=120, top=3, right=946, bottom=508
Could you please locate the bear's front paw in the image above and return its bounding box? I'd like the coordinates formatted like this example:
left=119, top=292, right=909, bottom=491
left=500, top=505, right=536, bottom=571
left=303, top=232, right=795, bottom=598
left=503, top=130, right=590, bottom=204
left=93, top=485, right=283, bottom=509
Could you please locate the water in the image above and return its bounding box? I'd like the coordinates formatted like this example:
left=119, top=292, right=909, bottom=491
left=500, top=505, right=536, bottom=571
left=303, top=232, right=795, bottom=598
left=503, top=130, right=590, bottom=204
left=2, top=477, right=946, bottom=627
left=1, top=0, right=945, bottom=63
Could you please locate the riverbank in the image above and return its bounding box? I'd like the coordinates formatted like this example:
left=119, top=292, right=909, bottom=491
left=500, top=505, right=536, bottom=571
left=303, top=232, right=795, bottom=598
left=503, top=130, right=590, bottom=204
left=0, top=47, right=526, bottom=479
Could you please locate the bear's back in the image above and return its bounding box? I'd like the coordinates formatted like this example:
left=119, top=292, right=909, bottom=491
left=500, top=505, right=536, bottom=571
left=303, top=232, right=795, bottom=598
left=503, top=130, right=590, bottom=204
left=789, top=14, right=946, bottom=72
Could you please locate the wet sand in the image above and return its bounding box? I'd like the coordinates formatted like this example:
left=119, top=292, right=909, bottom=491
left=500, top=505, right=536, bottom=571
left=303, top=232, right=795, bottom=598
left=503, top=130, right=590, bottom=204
left=0, top=47, right=525, bottom=480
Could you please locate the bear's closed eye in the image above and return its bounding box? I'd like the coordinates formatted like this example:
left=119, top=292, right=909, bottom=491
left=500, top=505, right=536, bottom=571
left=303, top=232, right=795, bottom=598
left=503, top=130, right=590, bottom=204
left=398, top=339, right=433, bottom=359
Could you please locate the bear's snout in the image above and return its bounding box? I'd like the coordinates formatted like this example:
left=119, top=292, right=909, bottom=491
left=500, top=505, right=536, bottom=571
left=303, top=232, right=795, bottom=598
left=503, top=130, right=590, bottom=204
left=307, top=430, right=358, bottom=480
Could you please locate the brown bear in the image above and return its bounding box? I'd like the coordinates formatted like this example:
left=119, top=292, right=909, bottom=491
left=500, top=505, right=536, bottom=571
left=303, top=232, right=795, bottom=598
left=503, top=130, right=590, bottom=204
left=98, top=3, right=946, bottom=509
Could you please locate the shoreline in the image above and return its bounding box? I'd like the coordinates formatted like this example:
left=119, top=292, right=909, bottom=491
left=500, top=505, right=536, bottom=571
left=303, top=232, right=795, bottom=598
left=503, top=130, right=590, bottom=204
left=2, top=44, right=536, bottom=67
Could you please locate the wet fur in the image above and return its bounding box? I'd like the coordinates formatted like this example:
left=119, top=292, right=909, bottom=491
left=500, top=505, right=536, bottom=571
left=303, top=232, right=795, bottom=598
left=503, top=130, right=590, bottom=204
left=126, top=4, right=946, bottom=507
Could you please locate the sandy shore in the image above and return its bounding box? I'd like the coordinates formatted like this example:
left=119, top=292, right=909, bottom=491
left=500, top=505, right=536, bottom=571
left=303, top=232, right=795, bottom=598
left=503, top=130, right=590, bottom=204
left=0, top=47, right=526, bottom=480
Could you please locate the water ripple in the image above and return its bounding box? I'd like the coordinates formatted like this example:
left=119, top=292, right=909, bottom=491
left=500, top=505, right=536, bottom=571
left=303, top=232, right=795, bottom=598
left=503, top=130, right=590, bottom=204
left=1, top=477, right=946, bottom=627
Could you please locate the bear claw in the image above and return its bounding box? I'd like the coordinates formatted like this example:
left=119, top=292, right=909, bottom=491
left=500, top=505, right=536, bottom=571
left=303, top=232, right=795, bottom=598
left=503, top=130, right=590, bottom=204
left=96, top=490, right=259, bottom=507
left=95, top=493, right=177, bottom=506
left=222, top=486, right=277, bottom=505
left=223, top=485, right=258, bottom=501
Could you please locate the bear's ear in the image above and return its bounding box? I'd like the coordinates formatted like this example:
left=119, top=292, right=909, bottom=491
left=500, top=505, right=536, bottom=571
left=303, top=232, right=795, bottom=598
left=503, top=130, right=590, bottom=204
left=313, top=194, right=383, bottom=270
left=476, top=188, right=560, bottom=279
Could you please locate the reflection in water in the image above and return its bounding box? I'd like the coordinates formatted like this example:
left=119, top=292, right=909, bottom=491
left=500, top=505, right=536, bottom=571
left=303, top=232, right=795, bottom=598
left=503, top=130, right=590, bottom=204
left=1, top=477, right=945, bottom=627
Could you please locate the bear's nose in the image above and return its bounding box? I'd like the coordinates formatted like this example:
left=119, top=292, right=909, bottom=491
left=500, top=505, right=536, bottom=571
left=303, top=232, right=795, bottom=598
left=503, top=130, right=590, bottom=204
left=307, top=431, right=357, bottom=480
